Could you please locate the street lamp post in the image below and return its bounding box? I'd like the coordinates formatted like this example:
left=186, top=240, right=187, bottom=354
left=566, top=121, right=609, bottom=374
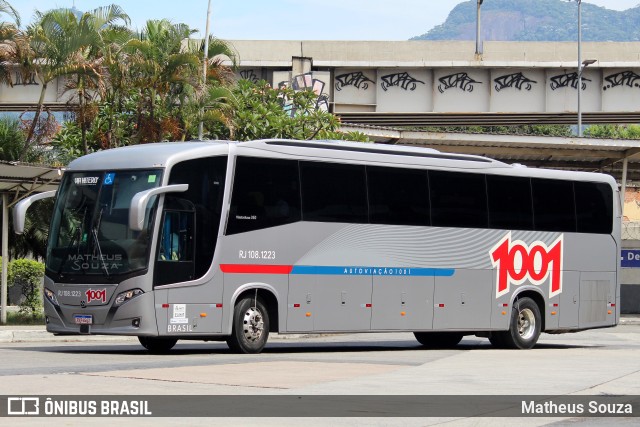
left=198, top=0, right=213, bottom=141
left=574, top=1, right=596, bottom=137
left=579, top=58, right=597, bottom=136
left=576, top=0, right=583, bottom=136
left=476, top=0, right=484, bottom=56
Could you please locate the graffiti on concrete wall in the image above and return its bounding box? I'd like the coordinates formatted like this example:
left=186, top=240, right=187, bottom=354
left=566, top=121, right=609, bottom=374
left=438, top=72, right=481, bottom=93
left=278, top=72, right=330, bottom=115
left=335, top=71, right=374, bottom=91
left=603, top=71, right=640, bottom=90
left=14, top=71, right=38, bottom=86
left=550, top=72, right=591, bottom=91
left=239, top=69, right=259, bottom=83
left=380, top=72, right=425, bottom=91
left=494, top=72, right=537, bottom=92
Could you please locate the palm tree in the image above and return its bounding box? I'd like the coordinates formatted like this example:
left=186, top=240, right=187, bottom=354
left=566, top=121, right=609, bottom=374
left=19, top=5, right=129, bottom=160
left=61, top=5, right=131, bottom=154
left=0, top=0, right=19, bottom=27
left=125, top=20, right=201, bottom=142
left=94, top=15, right=133, bottom=149
left=0, top=0, right=22, bottom=88
left=0, top=117, right=51, bottom=259
left=9, top=198, right=53, bottom=260
left=178, top=34, right=237, bottom=140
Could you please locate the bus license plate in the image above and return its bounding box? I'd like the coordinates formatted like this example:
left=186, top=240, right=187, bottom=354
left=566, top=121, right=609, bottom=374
left=74, top=314, right=93, bottom=325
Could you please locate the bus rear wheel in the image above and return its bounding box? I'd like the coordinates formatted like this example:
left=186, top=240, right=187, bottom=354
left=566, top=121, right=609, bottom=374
left=138, top=336, right=178, bottom=353
left=226, top=295, right=270, bottom=354
left=497, top=297, right=541, bottom=349
left=414, top=332, right=463, bottom=348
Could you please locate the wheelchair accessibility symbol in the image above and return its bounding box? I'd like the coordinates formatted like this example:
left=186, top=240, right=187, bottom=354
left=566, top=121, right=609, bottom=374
left=104, top=173, right=115, bottom=185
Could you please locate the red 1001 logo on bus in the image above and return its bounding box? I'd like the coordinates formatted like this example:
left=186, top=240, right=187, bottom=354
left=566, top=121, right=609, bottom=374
left=490, top=232, right=563, bottom=299
left=85, top=288, right=107, bottom=304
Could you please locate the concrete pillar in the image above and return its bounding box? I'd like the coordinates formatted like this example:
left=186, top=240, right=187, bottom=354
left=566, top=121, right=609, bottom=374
left=292, top=57, right=312, bottom=76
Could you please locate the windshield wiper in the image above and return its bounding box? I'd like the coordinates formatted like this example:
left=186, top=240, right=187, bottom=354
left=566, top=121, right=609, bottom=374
left=57, top=207, right=87, bottom=277
left=92, top=206, right=110, bottom=277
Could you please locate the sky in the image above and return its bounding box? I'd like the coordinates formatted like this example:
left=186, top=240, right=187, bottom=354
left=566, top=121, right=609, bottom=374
left=9, top=0, right=640, bottom=40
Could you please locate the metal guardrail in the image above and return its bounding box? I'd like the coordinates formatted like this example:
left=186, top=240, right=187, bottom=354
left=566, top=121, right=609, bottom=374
left=336, top=112, right=640, bottom=127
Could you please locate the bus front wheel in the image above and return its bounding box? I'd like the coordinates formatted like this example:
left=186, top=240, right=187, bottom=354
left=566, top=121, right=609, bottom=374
left=414, top=332, right=463, bottom=348
left=498, top=297, right=541, bottom=349
left=138, top=336, right=177, bottom=353
left=226, top=295, right=270, bottom=354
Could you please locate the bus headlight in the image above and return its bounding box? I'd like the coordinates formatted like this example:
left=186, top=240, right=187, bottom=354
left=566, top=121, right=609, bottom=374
left=114, top=289, right=144, bottom=307
left=44, top=288, right=59, bottom=307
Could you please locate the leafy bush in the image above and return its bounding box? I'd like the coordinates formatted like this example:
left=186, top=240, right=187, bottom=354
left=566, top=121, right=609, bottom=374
left=7, top=258, right=45, bottom=317
left=215, top=80, right=369, bottom=142
left=0, top=116, right=25, bottom=161
left=585, top=124, right=640, bottom=140
left=5, top=310, right=45, bottom=325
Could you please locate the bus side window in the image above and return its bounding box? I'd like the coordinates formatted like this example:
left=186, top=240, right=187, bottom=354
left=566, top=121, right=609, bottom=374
left=158, top=211, right=193, bottom=262
left=227, top=157, right=301, bottom=235
left=154, top=201, right=196, bottom=286
left=532, top=178, right=577, bottom=232
left=487, top=175, right=534, bottom=231
left=429, top=170, right=488, bottom=229
left=367, top=166, right=430, bottom=226
left=575, top=181, right=613, bottom=234
left=300, top=161, right=368, bottom=223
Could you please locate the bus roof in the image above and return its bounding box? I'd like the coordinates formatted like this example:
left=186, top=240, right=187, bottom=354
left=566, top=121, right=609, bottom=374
left=67, top=141, right=229, bottom=171
left=65, top=139, right=616, bottom=187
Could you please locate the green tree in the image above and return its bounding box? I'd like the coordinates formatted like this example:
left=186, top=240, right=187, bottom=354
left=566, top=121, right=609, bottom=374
left=8, top=198, right=53, bottom=261
left=180, top=34, right=237, bottom=140
left=95, top=17, right=134, bottom=150
left=62, top=5, right=131, bottom=155
left=20, top=5, right=129, bottom=160
left=0, top=0, right=22, bottom=87
left=0, top=0, right=19, bottom=26
left=0, top=117, right=53, bottom=259
left=125, top=19, right=201, bottom=142
left=218, top=80, right=368, bottom=142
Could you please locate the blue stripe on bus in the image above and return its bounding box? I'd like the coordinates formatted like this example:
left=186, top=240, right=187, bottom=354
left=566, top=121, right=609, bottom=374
left=290, top=266, right=455, bottom=277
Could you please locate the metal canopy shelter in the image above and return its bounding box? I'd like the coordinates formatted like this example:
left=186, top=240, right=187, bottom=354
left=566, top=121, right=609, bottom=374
left=340, top=124, right=640, bottom=182
left=0, top=161, right=62, bottom=324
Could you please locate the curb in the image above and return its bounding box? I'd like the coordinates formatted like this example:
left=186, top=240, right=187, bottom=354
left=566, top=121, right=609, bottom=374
left=0, top=328, right=308, bottom=344
left=0, top=329, right=138, bottom=343
left=619, top=316, right=640, bottom=325
left=1, top=319, right=638, bottom=343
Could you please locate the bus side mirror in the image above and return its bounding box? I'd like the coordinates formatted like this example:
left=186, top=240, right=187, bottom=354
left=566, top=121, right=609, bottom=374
left=129, top=184, right=189, bottom=231
left=13, top=190, right=57, bottom=235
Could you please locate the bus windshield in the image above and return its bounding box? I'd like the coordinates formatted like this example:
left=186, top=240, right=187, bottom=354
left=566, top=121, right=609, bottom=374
left=46, top=170, right=163, bottom=281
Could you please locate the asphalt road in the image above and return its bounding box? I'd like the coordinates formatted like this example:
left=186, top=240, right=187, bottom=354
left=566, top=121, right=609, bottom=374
left=0, top=325, right=639, bottom=426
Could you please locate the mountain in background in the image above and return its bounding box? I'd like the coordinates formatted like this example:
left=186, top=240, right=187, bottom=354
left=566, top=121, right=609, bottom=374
left=412, top=0, right=640, bottom=41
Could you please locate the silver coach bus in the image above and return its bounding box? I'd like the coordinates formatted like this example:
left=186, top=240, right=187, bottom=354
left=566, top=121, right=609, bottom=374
left=14, top=139, right=620, bottom=353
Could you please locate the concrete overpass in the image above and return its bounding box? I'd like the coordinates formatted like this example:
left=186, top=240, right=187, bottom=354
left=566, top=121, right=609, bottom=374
left=228, top=40, right=640, bottom=126
left=2, top=40, right=640, bottom=125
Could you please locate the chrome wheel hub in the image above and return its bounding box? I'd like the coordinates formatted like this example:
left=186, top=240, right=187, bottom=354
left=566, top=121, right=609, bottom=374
left=242, top=307, right=264, bottom=342
left=517, top=308, right=536, bottom=340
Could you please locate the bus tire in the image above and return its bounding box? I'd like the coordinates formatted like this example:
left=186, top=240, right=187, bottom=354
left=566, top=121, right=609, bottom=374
left=226, top=295, right=269, bottom=354
left=498, top=297, right=541, bottom=349
left=414, top=332, right=463, bottom=348
left=138, top=336, right=177, bottom=353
